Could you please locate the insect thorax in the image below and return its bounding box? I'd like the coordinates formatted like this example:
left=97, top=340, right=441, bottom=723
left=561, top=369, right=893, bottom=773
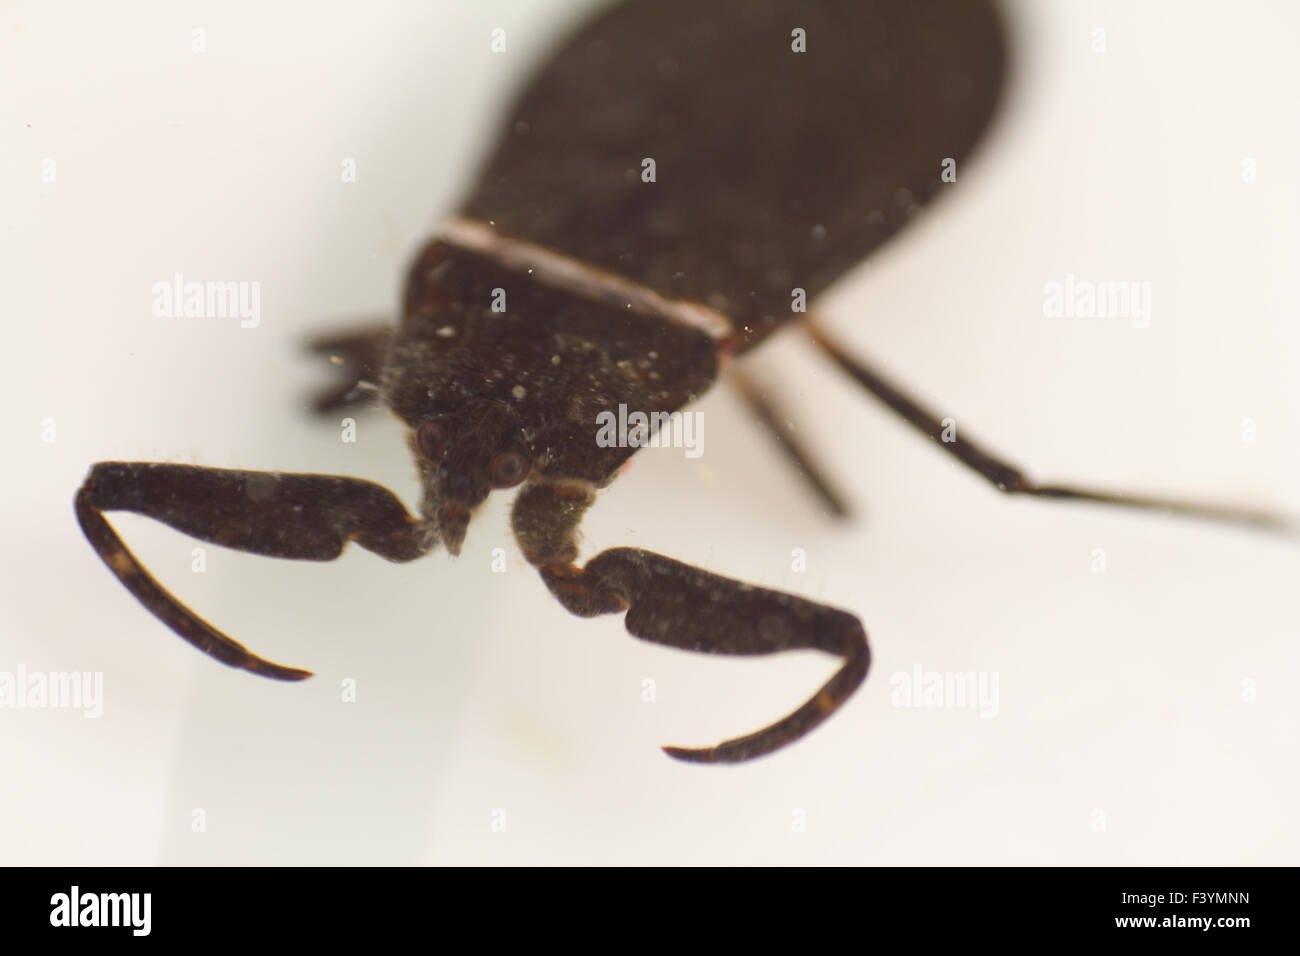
left=382, top=238, right=718, bottom=484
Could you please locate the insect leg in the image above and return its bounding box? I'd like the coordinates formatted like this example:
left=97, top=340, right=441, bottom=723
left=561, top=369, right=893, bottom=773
left=306, top=324, right=392, bottom=413
left=806, top=320, right=1294, bottom=537
left=729, top=367, right=851, bottom=518
left=75, top=462, right=435, bottom=678
left=512, top=481, right=869, bottom=763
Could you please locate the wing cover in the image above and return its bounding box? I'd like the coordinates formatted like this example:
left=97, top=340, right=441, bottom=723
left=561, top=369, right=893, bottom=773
left=461, top=0, right=1006, bottom=349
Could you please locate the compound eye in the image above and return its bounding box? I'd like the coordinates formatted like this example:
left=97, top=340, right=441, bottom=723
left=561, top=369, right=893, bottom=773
left=415, top=422, right=446, bottom=460
left=490, top=451, right=530, bottom=488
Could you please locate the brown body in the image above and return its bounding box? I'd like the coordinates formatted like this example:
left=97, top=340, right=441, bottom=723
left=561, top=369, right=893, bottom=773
left=381, top=0, right=1005, bottom=534
left=458, top=0, right=1005, bottom=352
left=75, top=0, right=1284, bottom=765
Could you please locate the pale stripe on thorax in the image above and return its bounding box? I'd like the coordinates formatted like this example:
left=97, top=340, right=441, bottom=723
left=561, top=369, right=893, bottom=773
left=437, top=216, right=733, bottom=341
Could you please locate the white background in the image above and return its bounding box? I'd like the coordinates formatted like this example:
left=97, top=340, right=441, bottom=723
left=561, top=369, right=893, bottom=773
left=3, top=0, right=1298, bottom=865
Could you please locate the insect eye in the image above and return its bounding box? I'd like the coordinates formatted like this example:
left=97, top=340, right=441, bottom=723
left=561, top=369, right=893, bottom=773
left=490, top=451, right=530, bottom=488
left=415, top=422, right=446, bottom=460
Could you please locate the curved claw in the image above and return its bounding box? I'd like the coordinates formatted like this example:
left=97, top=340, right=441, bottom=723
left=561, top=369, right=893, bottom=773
left=661, top=638, right=870, bottom=764
left=514, top=490, right=875, bottom=764
left=75, top=462, right=432, bottom=678
left=568, top=546, right=872, bottom=764
left=76, top=489, right=313, bottom=680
